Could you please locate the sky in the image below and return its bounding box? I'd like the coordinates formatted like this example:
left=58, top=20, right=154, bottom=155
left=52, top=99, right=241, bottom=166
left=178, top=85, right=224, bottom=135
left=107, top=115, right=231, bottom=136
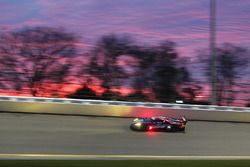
left=0, top=0, right=249, bottom=105
left=0, top=0, right=249, bottom=59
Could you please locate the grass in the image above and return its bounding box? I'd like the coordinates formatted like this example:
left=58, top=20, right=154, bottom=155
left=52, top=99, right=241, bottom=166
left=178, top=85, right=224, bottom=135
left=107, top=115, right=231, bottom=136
left=0, top=160, right=250, bottom=167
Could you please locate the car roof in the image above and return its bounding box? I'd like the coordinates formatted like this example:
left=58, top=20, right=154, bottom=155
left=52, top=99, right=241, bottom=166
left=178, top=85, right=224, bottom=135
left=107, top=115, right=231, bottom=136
left=151, top=116, right=167, bottom=120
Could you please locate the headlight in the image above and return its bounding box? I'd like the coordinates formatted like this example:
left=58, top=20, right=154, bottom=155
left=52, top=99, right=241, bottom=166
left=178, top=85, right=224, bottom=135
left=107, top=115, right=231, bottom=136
left=134, top=122, right=142, bottom=127
left=133, top=118, right=139, bottom=122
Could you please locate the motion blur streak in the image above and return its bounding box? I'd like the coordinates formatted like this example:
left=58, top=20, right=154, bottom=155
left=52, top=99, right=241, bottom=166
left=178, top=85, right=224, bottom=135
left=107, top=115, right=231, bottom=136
left=1, top=154, right=250, bottom=160
left=1, top=113, right=250, bottom=157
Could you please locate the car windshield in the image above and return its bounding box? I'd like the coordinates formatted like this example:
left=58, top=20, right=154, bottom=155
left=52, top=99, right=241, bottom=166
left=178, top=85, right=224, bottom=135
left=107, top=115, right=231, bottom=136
left=150, top=118, right=164, bottom=123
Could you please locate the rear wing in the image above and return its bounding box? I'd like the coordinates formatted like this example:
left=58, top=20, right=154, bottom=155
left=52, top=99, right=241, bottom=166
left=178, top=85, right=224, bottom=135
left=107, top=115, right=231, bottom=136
left=181, top=116, right=187, bottom=124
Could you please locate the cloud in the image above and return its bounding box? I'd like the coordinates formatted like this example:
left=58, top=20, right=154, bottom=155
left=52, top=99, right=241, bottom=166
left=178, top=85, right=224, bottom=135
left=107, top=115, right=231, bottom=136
left=0, top=0, right=249, bottom=57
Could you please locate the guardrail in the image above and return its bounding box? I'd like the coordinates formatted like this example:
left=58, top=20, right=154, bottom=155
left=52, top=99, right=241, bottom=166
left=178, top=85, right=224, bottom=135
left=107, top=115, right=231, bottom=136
left=0, top=95, right=249, bottom=122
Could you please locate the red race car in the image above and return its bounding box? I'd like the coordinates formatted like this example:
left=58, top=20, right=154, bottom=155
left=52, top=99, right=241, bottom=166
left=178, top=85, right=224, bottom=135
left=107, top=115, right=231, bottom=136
left=130, top=116, right=187, bottom=132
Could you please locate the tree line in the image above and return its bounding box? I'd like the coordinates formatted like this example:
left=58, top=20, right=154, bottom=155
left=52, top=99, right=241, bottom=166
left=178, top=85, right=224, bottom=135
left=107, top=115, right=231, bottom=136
left=0, top=27, right=249, bottom=106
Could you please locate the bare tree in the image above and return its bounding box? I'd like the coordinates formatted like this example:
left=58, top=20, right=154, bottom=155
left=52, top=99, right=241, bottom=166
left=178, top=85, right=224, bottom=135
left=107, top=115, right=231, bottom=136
left=0, top=27, right=78, bottom=96
left=198, top=43, right=249, bottom=105
left=85, top=34, right=135, bottom=99
left=132, top=41, right=190, bottom=102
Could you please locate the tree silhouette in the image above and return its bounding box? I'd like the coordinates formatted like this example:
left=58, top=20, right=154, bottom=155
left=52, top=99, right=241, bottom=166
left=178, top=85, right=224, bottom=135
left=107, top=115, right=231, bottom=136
left=180, top=84, right=202, bottom=100
left=67, top=83, right=98, bottom=99
left=133, top=41, right=190, bottom=102
left=198, top=43, right=249, bottom=105
left=85, top=34, right=135, bottom=99
left=72, top=35, right=190, bottom=102
left=0, top=27, right=78, bottom=96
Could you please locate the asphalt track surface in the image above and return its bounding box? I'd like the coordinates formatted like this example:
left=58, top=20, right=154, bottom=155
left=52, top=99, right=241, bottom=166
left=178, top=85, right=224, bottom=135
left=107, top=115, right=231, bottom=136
left=0, top=113, right=250, bottom=159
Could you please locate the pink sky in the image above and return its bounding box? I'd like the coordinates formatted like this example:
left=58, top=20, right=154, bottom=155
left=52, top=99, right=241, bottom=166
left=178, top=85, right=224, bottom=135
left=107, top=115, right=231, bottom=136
left=0, top=0, right=249, bottom=58
left=0, top=0, right=249, bottom=105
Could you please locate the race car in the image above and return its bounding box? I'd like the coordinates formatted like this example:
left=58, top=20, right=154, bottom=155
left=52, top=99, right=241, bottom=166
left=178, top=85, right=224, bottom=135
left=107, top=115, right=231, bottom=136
left=130, top=116, right=187, bottom=132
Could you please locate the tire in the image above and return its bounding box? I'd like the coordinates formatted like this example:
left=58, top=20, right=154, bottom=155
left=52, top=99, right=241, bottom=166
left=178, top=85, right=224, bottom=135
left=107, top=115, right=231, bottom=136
left=130, top=123, right=148, bottom=131
left=180, top=127, right=185, bottom=131
left=165, top=125, right=172, bottom=132
left=142, top=124, right=149, bottom=131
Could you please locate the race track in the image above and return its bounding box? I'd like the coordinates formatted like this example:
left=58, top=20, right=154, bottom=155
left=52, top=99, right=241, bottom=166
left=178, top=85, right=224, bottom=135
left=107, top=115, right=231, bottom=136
left=0, top=113, right=250, bottom=159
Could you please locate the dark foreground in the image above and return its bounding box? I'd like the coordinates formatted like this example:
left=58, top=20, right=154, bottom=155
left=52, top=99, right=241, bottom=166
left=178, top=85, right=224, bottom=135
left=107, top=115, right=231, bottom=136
left=0, top=160, right=250, bottom=167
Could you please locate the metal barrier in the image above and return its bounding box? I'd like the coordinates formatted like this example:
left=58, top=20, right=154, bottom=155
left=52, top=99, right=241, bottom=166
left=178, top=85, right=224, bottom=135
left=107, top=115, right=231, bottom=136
left=0, top=95, right=249, bottom=122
